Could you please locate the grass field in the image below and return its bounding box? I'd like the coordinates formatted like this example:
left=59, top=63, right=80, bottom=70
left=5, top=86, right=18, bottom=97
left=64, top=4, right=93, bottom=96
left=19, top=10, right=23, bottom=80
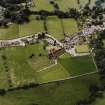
left=75, top=44, right=89, bottom=53
left=62, top=19, right=79, bottom=35
left=37, top=63, right=70, bottom=83
left=47, top=16, right=64, bottom=40
left=0, top=17, right=79, bottom=40
left=54, top=0, right=96, bottom=11
left=59, top=54, right=96, bottom=76
left=0, top=0, right=96, bottom=40
left=36, top=53, right=97, bottom=83
left=19, top=16, right=44, bottom=37
left=0, top=43, right=53, bottom=87
left=0, top=48, right=97, bottom=88
left=0, top=73, right=101, bottom=105
left=31, top=0, right=96, bottom=12
left=0, top=24, right=19, bottom=40
left=0, top=0, right=100, bottom=105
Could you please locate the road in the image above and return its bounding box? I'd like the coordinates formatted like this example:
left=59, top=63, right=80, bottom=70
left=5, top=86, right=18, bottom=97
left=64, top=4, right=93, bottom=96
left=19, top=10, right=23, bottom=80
left=0, top=19, right=105, bottom=57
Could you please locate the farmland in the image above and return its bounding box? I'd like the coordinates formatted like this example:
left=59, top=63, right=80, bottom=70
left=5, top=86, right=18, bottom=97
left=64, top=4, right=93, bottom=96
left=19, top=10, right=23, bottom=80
left=0, top=73, right=101, bottom=105
left=0, top=0, right=102, bottom=105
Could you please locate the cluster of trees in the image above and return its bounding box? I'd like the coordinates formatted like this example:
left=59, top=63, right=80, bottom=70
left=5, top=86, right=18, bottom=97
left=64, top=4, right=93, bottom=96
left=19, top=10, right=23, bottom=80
left=81, top=3, right=105, bottom=19
left=32, top=8, right=80, bottom=20
left=93, top=30, right=105, bottom=83
left=49, top=0, right=60, bottom=11
left=0, top=82, right=39, bottom=96
left=1, top=54, right=13, bottom=88
left=0, top=0, right=31, bottom=26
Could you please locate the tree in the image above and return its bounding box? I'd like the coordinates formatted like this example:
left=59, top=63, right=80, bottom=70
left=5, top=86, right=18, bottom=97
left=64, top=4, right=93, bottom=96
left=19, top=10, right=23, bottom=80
left=77, top=0, right=80, bottom=4
left=0, top=89, right=6, bottom=96
left=88, top=0, right=91, bottom=4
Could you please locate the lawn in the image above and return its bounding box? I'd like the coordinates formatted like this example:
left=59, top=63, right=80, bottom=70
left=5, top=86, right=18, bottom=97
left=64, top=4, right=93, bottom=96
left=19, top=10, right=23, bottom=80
left=33, top=0, right=53, bottom=11
left=0, top=46, right=96, bottom=87
left=0, top=1, right=100, bottom=105
left=0, top=24, right=19, bottom=40
left=62, top=19, right=79, bottom=35
left=37, top=63, right=70, bottom=83
left=55, top=0, right=79, bottom=11
left=0, top=73, right=101, bottom=105
left=36, top=54, right=97, bottom=83
left=0, top=0, right=96, bottom=40
left=56, top=0, right=96, bottom=11
left=31, top=0, right=96, bottom=12
left=0, top=43, right=52, bottom=87
left=19, top=16, right=44, bottom=37
left=59, top=54, right=96, bottom=76
left=75, top=44, right=89, bottom=53
left=0, top=18, right=44, bottom=40
left=47, top=16, right=64, bottom=40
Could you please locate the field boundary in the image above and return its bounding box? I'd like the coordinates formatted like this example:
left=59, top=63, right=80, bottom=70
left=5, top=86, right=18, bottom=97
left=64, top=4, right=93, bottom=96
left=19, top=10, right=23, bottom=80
left=39, top=71, right=98, bottom=85
left=37, top=63, right=57, bottom=72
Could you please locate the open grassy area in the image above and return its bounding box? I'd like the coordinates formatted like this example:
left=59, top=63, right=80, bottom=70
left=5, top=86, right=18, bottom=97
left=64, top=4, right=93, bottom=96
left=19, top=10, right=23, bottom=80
left=0, top=24, right=19, bottom=40
left=56, top=0, right=79, bottom=11
left=31, top=0, right=96, bottom=12
left=62, top=19, right=79, bottom=35
left=0, top=73, right=101, bottom=105
left=19, top=16, right=44, bottom=37
left=55, top=0, right=96, bottom=11
left=35, top=0, right=53, bottom=11
left=47, top=16, right=64, bottom=40
left=37, top=63, right=70, bottom=83
left=0, top=47, right=96, bottom=88
left=30, top=0, right=53, bottom=11
left=0, top=0, right=100, bottom=105
left=75, top=44, right=89, bottom=53
left=59, top=54, right=96, bottom=76
left=36, top=54, right=97, bottom=83
left=0, top=0, right=96, bottom=40
left=0, top=43, right=53, bottom=87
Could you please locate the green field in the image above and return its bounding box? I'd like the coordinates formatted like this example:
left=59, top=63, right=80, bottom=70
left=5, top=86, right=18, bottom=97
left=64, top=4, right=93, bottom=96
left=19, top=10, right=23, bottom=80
left=0, top=0, right=100, bottom=105
left=0, top=16, right=79, bottom=40
left=0, top=0, right=96, bottom=40
left=59, top=54, right=96, bottom=75
left=19, top=16, right=44, bottom=37
left=47, top=16, right=64, bottom=39
left=0, top=73, right=101, bottom=105
left=62, top=19, right=79, bottom=35
left=0, top=48, right=97, bottom=88
left=75, top=44, right=89, bottom=53
left=0, top=43, right=54, bottom=88
left=0, top=24, right=19, bottom=39
left=36, top=54, right=97, bottom=83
